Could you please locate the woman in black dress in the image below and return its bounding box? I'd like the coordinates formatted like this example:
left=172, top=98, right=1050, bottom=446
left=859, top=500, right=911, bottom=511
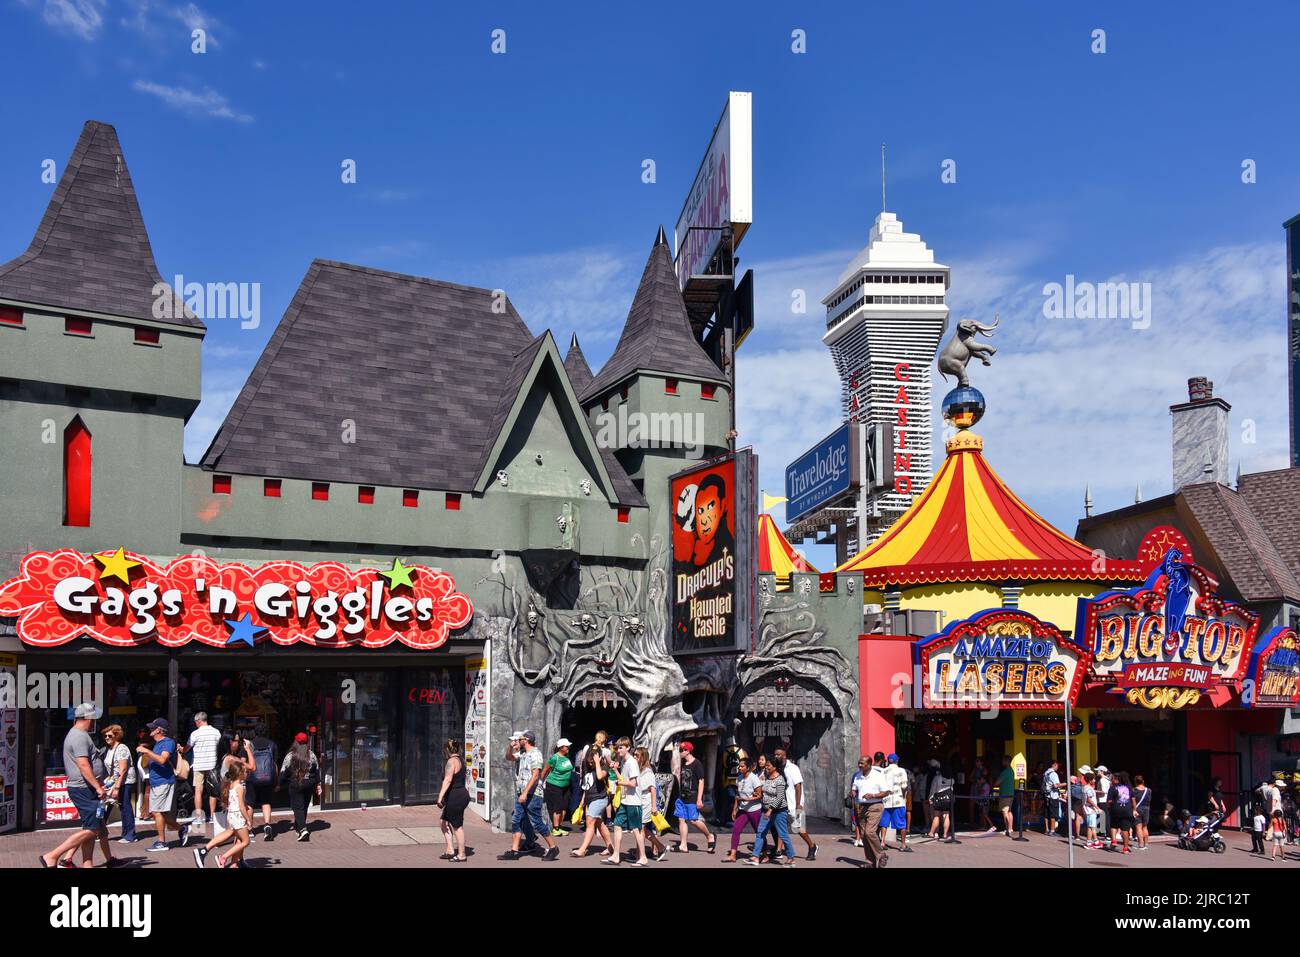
left=437, top=739, right=471, bottom=862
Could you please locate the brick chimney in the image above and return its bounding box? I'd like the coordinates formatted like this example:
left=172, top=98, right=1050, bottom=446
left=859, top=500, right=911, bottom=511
left=1170, top=376, right=1230, bottom=490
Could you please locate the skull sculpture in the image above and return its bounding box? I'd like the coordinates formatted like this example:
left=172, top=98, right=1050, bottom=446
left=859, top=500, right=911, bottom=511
left=579, top=479, right=591, bottom=496
left=621, top=615, right=645, bottom=637
left=496, top=470, right=509, bottom=488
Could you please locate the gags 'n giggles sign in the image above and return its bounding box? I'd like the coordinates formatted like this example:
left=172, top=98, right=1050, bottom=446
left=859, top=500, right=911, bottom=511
left=0, top=550, right=473, bottom=650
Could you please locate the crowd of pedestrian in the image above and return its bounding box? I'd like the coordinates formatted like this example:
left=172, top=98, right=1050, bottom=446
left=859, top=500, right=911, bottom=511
left=489, top=731, right=817, bottom=866
left=39, top=703, right=322, bottom=870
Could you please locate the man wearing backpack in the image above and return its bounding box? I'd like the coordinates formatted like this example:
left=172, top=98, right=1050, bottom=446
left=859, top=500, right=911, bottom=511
left=247, top=727, right=278, bottom=841
left=1041, top=760, right=1064, bottom=836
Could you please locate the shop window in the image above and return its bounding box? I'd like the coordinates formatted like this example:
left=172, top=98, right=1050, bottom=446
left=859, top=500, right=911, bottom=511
left=212, top=474, right=232, bottom=495
left=358, top=486, right=375, bottom=505
left=403, top=489, right=419, bottom=508
left=65, top=316, right=93, bottom=335
left=0, top=307, right=21, bottom=326
left=312, top=482, right=330, bottom=501
left=702, top=383, right=717, bottom=400
left=62, top=416, right=91, bottom=527
left=617, top=506, right=630, bottom=524
left=665, top=378, right=678, bottom=395
left=263, top=479, right=281, bottom=498
left=445, top=492, right=461, bottom=510
left=134, top=326, right=160, bottom=345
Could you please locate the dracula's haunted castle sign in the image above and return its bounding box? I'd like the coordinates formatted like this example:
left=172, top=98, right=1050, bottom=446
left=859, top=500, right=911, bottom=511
left=1076, top=547, right=1258, bottom=710
left=0, top=549, right=473, bottom=650
left=670, top=452, right=755, bottom=656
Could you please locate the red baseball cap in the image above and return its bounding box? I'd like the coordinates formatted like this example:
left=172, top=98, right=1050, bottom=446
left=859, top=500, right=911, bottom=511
left=294, top=732, right=309, bottom=744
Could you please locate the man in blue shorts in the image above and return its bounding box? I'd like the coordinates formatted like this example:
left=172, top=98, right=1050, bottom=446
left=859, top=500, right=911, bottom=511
left=881, top=752, right=912, bottom=852
left=672, top=742, right=716, bottom=853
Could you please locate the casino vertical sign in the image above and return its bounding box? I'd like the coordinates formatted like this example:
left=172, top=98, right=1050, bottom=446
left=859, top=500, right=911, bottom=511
left=1077, top=548, right=1258, bottom=710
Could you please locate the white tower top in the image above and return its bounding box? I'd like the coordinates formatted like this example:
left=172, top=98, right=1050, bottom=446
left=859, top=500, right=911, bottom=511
left=819, top=210, right=950, bottom=548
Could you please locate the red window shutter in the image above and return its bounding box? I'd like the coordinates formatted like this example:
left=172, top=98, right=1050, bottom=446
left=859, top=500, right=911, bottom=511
left=63, top=417, right=92, bottom=527
left=65, top=316, right=93, bottom=335
left=617, top=507, right=630, bottom=524
left=402, top=489, right=419, bottom=508
left=445, top=492, right=461, bottom=510
left=702, top=383, right=717, bottom=400
left=263, top=479, right=281, bottom=498
left=212, top=474, right=232, bottom=495
left=0, top=307, right=21, bottom=326
left=312, top=482, right=330, bottom=501
left=134, top=327, right=160, bottom=345
left=620, top=388, right=628, bottom=401
left=358, top=486, right=375, bottom=505
left=665, top=378, right=678, bottom=395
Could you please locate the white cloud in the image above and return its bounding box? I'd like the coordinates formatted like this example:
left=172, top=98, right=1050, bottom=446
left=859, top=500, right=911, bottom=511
left=132, top=79, right=252, bottom=122
left=120, top=0, right=222, bottom=47
left=493, top=248, right=636, bottom=355
left=734, top=237, right=1288, bottom=549
left=39, top=0, right=106, bottom=40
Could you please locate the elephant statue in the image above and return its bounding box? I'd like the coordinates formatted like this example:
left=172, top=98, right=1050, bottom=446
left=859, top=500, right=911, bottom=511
left=937, top=315, right=999, bottom=387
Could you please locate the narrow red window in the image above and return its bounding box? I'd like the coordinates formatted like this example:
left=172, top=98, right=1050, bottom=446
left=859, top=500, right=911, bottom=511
left=212, top=474, right=232, bottom=494
left=664, top=378, right=678, bottom=395
left=702, top=383, right=717, bottom=399
left=445, top=492, right=461, bottom=510
left=134, top=327, right=160, bottom=345
left=263, top=479, right=281, bottom=498
left=311, top=482, right=330, bottom=501
left=358, top=486, right=375, bottom=505
left=65, top=316, right=92, bottom=335
left=0, top=307, right=21, bottom=326
left=402, top=489, right=419, bottom=508
left=620, top=388, right=628, bottom=401
left=617, top=507, right=630, bottom=524
left=63, top=416, right=92, bottom=527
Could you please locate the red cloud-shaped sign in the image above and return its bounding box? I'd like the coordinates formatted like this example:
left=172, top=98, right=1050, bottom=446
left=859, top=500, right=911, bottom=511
left=0, top=550, right=473, bottom=651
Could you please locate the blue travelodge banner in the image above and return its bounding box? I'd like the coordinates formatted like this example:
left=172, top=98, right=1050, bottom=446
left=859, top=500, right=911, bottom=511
left=784, top=423, right=856, bottom=523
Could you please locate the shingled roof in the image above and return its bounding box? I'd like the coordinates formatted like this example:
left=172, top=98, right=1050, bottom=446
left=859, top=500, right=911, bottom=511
left=201, top=259, right=642, bottom=505
left=580, top=227, right=724, bottom=403
left=1180, top=471, right=1300, bottom=603
left=564, top=333, right=594, bottom=396
left=0, top=121, right=199, bottom=327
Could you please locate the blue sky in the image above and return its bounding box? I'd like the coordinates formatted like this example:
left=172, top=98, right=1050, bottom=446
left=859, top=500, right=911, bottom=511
left=3, top=1, right=1297, bottom=567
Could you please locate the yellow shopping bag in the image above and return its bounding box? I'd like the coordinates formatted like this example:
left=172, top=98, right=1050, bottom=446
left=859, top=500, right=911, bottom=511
left=650, top=811, right=670, bottom=834
left=612, top=785, right=621, bottom=810
left=571, top=805, right=585, bottom=826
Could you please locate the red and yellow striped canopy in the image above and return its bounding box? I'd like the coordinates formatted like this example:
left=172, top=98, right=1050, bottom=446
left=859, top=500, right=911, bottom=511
left=758, top=513, right=817, bottom=580
left=835, top=434, right=1142, bottom=588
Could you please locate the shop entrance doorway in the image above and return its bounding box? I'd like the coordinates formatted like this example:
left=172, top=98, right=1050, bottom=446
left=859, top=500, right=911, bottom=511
left=561, top=692, right=633, bottom=752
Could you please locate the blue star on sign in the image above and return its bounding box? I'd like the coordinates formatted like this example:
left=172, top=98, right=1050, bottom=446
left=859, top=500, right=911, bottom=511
left=224, top=613, right=266, bottom=648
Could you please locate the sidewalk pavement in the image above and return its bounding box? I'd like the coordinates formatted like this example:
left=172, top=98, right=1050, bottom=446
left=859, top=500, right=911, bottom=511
left=4, top=806, right=1295, bottom=869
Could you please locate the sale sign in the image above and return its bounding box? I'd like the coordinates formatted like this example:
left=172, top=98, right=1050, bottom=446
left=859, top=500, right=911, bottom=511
left=0, top=549, right=473, bottom=651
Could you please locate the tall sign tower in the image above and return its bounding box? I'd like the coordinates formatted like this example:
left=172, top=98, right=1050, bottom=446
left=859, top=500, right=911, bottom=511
left=822, top=210, right=948, bottom=547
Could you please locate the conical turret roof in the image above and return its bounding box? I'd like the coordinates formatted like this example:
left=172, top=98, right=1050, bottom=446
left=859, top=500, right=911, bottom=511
left=0, top=121, right=200, bottom=327
left=564, top=332, right=594, bottom=396
left=580, top=227, right=723, bottom=402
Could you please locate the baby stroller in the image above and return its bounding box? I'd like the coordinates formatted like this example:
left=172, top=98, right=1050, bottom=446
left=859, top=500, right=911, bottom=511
left=1177, top=813, right=1226, bottom=853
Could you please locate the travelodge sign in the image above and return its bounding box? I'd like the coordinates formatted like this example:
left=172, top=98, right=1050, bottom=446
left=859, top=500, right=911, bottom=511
left=1076, top=548, right=1258, bottom=709
left=0, top=549, right=473, bottom=650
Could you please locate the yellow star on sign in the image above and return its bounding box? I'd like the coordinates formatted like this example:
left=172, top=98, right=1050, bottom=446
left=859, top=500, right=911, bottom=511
left=378, top=558, right=417, bottom=590
left=93, top=547, right=140, bottom=585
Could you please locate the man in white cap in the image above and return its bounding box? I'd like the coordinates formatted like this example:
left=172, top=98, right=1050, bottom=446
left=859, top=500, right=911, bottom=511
left=40, top=703, right=115, bottom=868
left=1094, top=765, right=1112, bottom=846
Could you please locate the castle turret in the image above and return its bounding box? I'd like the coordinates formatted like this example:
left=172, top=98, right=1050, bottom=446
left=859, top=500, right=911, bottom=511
left=0, top=121, right=203, bottom=562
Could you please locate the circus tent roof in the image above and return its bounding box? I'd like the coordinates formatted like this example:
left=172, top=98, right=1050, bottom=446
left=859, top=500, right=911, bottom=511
left=758, top=512, right=817, bottom=579
left=835, top=432, right=1144, bottom=588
